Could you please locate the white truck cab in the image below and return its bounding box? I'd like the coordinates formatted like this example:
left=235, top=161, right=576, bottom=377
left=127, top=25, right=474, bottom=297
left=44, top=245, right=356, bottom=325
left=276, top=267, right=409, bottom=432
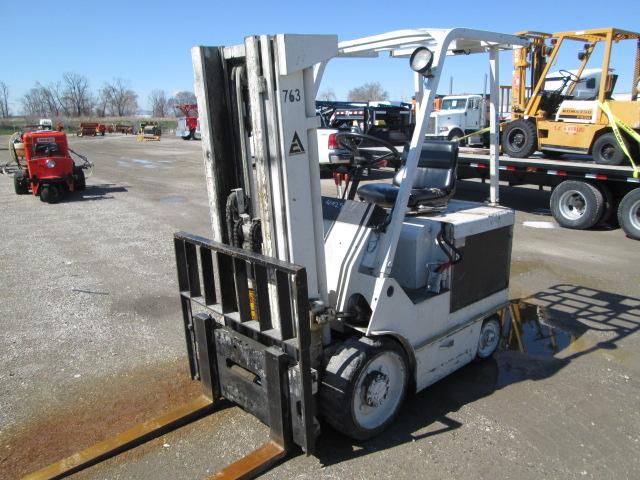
left=426, top=94, right=487, bottom=145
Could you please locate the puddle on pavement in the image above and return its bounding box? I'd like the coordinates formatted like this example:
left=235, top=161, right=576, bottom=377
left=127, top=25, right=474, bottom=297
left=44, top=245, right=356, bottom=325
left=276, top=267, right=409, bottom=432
left=159, top=195, right=187, bottom=204
left=132, top=159, right=156, bottom=169
left=500, top=301, right=577, bottom=357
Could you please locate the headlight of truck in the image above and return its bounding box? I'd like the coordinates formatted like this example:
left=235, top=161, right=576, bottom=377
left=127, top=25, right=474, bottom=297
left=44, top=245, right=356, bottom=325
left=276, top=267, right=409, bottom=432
left=438, top=126, right=449, bottom=132
left=45, top=159, right=57, bottom=168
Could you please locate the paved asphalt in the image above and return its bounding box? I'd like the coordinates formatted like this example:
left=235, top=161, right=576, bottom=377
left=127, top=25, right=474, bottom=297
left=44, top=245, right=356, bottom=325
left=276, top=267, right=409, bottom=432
left=1, top=134, right=638, bottom=480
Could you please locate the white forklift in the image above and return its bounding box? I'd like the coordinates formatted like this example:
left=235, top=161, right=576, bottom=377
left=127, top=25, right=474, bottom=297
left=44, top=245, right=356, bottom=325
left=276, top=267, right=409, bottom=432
left=26, top=29, right=529, bottom=480
left=175, top=27, right=527, bottom=461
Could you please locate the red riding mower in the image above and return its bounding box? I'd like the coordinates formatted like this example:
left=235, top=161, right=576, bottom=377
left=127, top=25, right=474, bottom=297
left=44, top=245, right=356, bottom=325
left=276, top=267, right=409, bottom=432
left=10, top=130, right=93, bottom=204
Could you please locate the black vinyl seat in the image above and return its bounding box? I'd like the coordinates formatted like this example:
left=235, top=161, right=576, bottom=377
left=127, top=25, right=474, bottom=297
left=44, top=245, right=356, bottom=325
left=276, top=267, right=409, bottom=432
left=357, top=140, right=458, bottom=210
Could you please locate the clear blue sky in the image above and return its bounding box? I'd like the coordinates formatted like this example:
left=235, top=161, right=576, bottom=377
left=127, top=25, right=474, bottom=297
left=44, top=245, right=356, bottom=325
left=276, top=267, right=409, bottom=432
left=3, top=0, right=639, bottom=113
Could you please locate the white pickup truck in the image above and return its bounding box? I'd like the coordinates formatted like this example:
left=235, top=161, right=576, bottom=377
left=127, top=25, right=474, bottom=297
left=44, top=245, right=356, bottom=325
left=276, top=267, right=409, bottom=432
left=316, top=102, right=413, bottom=169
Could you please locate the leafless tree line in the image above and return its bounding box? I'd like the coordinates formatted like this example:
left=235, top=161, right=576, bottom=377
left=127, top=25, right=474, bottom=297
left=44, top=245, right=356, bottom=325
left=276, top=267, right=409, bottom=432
left=10, top=72, right=197, bottom=119
left=149, top=90, right=197, bottom=117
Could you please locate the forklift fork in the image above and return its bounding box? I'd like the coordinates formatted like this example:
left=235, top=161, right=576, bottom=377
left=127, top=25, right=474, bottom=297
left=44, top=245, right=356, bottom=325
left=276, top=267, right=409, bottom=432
left=23, top=233, right=315, bottom=480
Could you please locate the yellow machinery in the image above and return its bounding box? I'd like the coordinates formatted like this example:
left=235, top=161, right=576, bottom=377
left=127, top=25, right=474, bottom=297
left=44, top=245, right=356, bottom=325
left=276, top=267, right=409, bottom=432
left=503, top=28, right=640, bottom=165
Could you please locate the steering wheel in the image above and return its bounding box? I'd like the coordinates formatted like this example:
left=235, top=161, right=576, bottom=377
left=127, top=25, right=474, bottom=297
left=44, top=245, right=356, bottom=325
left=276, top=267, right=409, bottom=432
left=558, top=69, right=580, bottom=91
left=335, top=132, right=400, bottom=167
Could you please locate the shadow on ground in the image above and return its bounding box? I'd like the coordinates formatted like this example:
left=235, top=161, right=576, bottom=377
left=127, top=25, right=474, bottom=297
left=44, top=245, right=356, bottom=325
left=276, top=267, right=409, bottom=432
left=313, top=284, right=640, bottom=467
left=62, top=183, right=128, bottom=202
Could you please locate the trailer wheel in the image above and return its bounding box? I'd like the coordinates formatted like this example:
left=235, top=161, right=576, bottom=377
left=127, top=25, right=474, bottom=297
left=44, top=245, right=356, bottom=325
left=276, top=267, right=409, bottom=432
left=596, top=183, right=615, bottom=226
left=592, top=132, right=630, bottom=166
left=617, top=188, right=640, bottom=240
left=13, top=171, right=29, bottom=195
left=502, top=119, right=537, bottom=158
left=40, top=184, right=61, bottom=204
left=320, top=336, right=408, bottom=441
left=550, top=180, right=604, bottom=229
left=476, top=317, right=501, bottom=360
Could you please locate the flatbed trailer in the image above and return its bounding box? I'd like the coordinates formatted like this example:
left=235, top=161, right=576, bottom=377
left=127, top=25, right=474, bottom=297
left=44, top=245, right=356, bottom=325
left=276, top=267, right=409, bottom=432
left=456, top=147, right=640, bottom=238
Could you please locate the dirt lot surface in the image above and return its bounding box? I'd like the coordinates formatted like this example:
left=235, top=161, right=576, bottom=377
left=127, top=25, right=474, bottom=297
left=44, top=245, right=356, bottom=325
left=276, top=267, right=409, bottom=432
left=1, top=134, right=639, bottom=480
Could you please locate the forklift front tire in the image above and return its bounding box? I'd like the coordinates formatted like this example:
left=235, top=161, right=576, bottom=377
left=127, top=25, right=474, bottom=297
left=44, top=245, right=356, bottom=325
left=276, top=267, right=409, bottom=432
left=502, top=119, right=537, bottom=158
left=476, top=317, right=501, bottom=360
left=320, top=336, right=409, bottom=441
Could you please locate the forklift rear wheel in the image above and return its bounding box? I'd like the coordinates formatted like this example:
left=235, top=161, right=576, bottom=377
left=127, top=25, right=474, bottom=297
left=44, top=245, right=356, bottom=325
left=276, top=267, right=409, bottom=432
left=502, top=119, right=537, bottom=158
left=550, top=180, right=604, bottom=230
left=320, top=336, right=408, bottom=441
left=592, top=132, right=629, bottom=166
left=40, top=185, right=61, bottom=204
left=617, top=188, right=640, bottom=240
left=14, top=171, right=28, bottom=195
left=476, top=317, right=501, bottom=359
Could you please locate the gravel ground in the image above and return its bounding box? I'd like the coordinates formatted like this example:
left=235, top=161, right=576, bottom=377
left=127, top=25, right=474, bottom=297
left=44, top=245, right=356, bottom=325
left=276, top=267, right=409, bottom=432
left=0, top=134, right=639, bottom=480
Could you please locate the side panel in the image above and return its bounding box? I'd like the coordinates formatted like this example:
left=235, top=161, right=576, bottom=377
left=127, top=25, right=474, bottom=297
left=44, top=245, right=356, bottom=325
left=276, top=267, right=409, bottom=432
left=537, top=120, right=605, bottom=152
left=414, top=320, right=481, bottom=391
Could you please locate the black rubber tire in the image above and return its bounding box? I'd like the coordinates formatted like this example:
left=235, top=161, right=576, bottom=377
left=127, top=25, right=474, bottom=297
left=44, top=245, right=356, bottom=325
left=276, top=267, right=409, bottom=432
left=550, top=180, right=604, bottom=230
left=476, top=317, right=501, bottom=360
left=319, top=336, right=409, bottom=441
left=502, top=119, right=538, bottom=158
left=617, top=188, right=640, bottom=240
left=592, top=132, right=630, bottom=166
left=40, top=184, right=61, bottom=204
left=596, top=183, right=615, bottom=226
left=74, top=167, right=86, bottom=191
left=448, top=129, right=466, bottom=146
left=541, top=149, right=564, bottom=159
left=14, top=171, right=28, bottom=195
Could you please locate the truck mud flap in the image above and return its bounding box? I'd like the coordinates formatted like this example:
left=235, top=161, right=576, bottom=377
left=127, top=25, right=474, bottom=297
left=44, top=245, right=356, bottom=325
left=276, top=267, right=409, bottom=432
left=174, top=231, right=317, bottom=455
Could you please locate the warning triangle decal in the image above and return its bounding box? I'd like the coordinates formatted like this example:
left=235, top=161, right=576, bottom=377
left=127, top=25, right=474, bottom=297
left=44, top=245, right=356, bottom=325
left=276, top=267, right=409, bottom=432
left=289, top=131, right=305, bottom=155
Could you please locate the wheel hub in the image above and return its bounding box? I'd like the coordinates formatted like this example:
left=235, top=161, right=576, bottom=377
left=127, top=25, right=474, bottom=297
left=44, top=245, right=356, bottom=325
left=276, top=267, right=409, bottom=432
left=559, top=190, right=586, bottom=219
left=480, top=328, right=496, bottom=350
left=363, top=371, right=389, bottom=407
left=509, top=130, right=525, bottom=149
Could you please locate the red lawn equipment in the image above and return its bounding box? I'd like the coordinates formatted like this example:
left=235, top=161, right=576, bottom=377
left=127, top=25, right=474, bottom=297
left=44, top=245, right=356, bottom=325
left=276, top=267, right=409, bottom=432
left=11, top=130, right=93, bottom=204
left=175, top=103, right=199, bottom=140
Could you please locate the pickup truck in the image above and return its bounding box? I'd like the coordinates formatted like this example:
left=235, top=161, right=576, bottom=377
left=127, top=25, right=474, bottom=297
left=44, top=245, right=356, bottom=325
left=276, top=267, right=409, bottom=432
left=316, top=101, right=413, bottom=169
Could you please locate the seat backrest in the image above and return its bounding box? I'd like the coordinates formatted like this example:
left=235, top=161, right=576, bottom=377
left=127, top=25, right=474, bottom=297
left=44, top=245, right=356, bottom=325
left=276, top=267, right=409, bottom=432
left=393, top=140, right=458, bottom=191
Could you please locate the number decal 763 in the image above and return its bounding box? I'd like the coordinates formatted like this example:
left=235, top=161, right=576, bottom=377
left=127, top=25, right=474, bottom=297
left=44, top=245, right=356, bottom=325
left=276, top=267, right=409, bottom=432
left=282, top=89, right=301, bottom=103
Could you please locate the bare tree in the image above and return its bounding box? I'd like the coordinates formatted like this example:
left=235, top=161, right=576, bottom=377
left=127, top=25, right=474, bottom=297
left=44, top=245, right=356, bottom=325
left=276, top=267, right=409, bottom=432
left=347, top=82, right=388, bottom=102
left=101, top=79, right=138, bottom=116
left=318, top=89, right=337, bottom=101
left=149, top=89, right=170, bottom=117
left=62, top=72, right=93, bottom=116
left=20, top=82, right=66, bottom=117
left=168, top=91, right=197, bottom=115
left=0, top=81, right=9, bottom=117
